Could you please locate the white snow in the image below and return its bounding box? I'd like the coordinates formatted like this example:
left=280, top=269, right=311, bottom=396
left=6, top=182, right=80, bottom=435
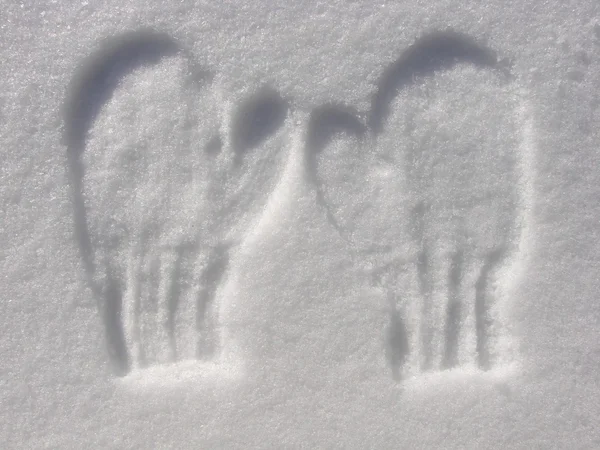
left=2, top=1, right=600, bottom=448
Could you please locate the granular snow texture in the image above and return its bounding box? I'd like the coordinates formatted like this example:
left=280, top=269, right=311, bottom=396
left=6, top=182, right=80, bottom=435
left=1, top=1, right=600, bottom=448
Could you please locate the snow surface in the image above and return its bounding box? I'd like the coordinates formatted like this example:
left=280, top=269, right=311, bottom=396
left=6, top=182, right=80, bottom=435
left=1, top=0, right=600, bottom=448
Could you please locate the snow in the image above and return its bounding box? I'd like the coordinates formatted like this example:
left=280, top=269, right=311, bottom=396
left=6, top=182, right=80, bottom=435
left=2, top=0, right=600, bottom=448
